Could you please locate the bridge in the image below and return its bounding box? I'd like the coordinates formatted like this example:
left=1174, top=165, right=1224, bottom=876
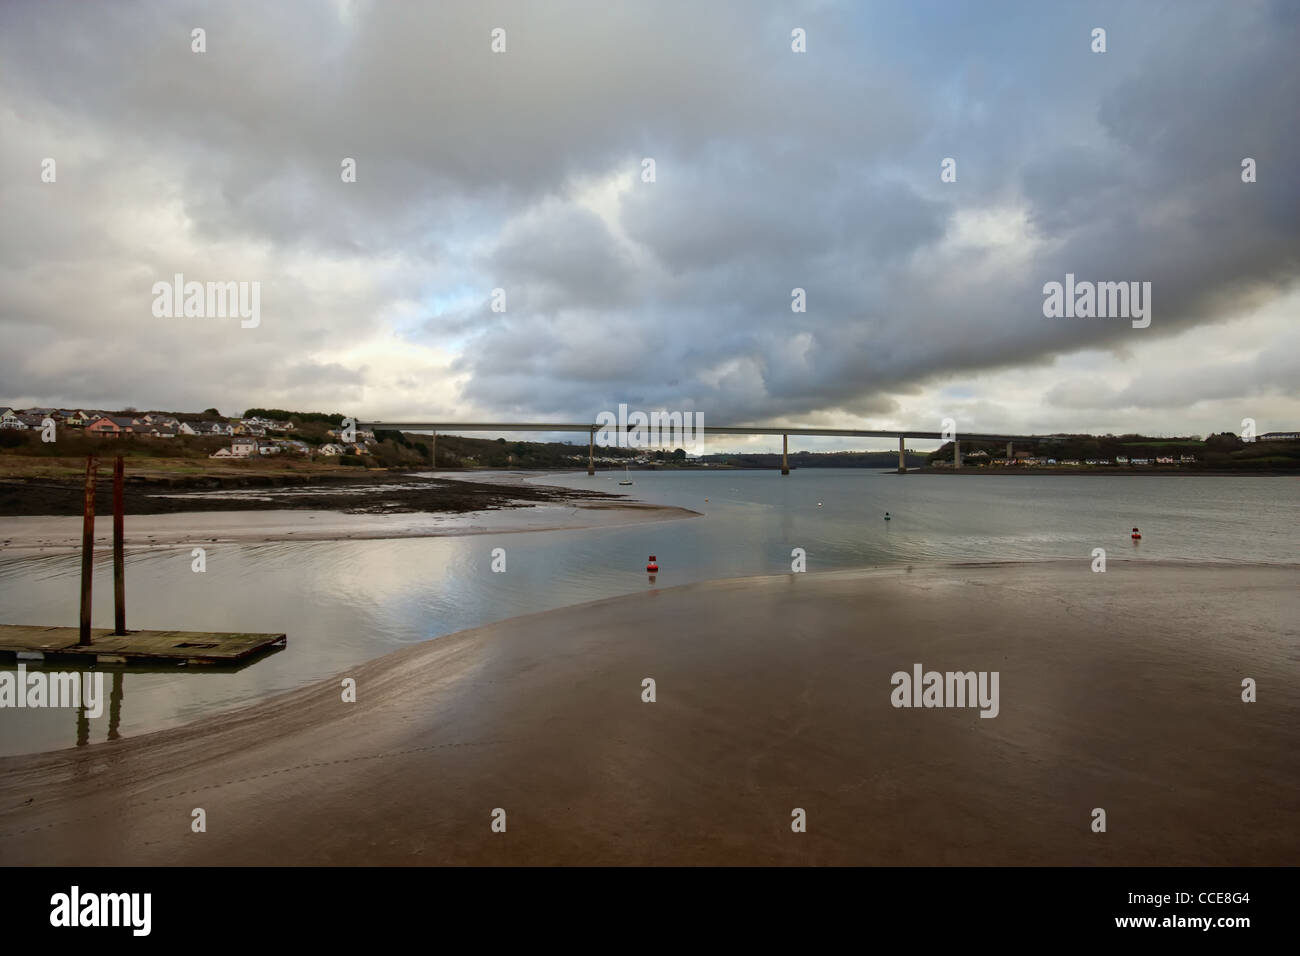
left=358, top=420, right=1045, bottom=475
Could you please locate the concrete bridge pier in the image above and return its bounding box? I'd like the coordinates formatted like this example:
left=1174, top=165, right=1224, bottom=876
left=954, top=439, right=961, bottom=469
left=588, top=429, right=595, bottom=476
left=898, top=436, right=906, bottom=473
left=1006, top=441, right=1013, bottom=459
left=781, top=434, right=789, bottom=475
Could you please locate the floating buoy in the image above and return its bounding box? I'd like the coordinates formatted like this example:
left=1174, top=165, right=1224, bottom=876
left=646, top=554, right=659, bottom=572
left=817, top=501, right=823, bottom=507
left=1131, top=527, right=1141, bottom=540
left=884, top=512, right=891, bottom=521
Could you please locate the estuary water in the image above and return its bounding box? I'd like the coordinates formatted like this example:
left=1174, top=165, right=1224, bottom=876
left=1, top=470, right=1296, bottom=755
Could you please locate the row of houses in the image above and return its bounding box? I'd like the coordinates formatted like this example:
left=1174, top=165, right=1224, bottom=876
left=0, top=407, right=292, bottom=439
left=211, top=437, right=314, bottom=458
left=985, top=455, right=1198, bottom=466
left=324, top=427, right=377, bottom=442
left=210, top=438, right=363, bottom=459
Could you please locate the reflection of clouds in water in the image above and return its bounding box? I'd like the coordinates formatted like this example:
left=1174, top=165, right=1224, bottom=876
left=1, top=472, right=1296, bottom=754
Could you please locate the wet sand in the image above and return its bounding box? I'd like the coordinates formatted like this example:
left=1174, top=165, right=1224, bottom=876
left=0, top=561, right=1296, bottom=865
left=0, top=500, right=699, bottom=550
left=0, top=471, right=621, bottom=519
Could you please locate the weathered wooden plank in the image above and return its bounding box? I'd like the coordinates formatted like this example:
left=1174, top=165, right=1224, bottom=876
left=0, top=625, right=286, bottom=664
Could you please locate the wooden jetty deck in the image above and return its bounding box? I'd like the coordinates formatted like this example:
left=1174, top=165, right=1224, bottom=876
left=2, top=455, right=287, bottom=669
left=0, top=625, right=287, bottom=665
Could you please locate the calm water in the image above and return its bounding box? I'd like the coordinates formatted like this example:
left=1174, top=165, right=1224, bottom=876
left=1, top=470, right=1296, bottom=755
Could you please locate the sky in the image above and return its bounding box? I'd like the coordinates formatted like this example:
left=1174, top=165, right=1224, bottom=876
left=1, top=0, right=1297, bottom=453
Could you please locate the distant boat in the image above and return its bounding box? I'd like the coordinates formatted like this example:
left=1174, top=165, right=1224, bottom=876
left=619, top=464, right=633, bottom=486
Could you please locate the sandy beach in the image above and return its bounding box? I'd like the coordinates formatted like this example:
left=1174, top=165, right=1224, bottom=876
left=0, top=559, right=1295, bottom=866
left=0, top=500, right=699, bottom=550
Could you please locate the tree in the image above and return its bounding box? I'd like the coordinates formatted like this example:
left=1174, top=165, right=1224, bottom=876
left=1204, top=432, right=1244, bottom=454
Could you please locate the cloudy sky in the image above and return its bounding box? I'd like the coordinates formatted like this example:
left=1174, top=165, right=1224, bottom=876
left=1, top=0, right=1296, bottom=452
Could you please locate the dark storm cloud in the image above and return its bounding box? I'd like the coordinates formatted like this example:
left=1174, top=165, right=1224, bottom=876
left=0, top=0, right=1296, bottom=429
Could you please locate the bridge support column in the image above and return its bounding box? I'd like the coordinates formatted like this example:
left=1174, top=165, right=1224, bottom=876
left=588, top=429, right=595, bottom=476
left=954, top=439, right=961, bottom=469
left=1006, top=441, right=1012, bottom=460
left=781, top=434, right=789, bottom=475
left=898, top=436, right=906, bottom=473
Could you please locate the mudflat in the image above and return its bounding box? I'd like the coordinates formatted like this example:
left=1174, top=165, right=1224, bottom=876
left=0, top=471, right=615, bottom=518
left=0, top=561, right=1295, bottom=865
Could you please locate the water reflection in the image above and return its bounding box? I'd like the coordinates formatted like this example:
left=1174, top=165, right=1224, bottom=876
left=1, top=471, right=1296, bottom=754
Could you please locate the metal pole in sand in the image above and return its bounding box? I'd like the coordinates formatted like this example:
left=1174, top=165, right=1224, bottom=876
left=79, top=454, right=97, bottom=645
left=113, top=454, right=126, bottom=635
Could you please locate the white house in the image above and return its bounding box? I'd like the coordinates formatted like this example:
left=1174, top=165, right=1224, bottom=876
left=230, top=436, right=259, bottom=457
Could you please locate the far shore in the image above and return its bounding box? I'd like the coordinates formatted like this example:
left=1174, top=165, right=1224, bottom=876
left=2, top=560, right=1294, bottom=865
left=917, top=467, right=1298, bottom=476
left=0, top=470, right=700, bottom=550
left=0, top=500, right=700, bottom=551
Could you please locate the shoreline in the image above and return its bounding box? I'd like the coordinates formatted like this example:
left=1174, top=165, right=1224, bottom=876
left=0, top=470, right=700, bottom=550
left=916, top=468, right=1298, bottom=476
left=0, top=470, right=621, bottom=518
left=2, top=559, right=1294, bottom=865
left=0, top=499, right=701, bottom=551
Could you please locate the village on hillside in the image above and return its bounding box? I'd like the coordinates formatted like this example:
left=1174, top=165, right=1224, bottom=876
left=3, top=405, right=1297, bottom=473
left=0, top=406, right=375, bottom=460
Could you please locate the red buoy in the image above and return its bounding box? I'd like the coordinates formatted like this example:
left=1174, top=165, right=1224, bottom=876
left=1131, top=527, right=1141, bottom=540
left=646, top=554, right=659, bottom=572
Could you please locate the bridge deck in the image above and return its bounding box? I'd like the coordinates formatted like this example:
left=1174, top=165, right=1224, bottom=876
left=360, top=422, right=1038, bottom=442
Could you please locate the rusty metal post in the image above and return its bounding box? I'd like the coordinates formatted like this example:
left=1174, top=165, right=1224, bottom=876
left=113, top=455, right=126, bottom=634
left=781, top=434, right=789, bottom=475
left=79, top=454, right=97, bottom=645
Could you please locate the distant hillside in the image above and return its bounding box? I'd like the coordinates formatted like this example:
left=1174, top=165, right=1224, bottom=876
left=702, top=450, right=929, bottom=469
left=4, top=405, right=1294, bottom=473
left=926, top=432, right=1300, bottom=472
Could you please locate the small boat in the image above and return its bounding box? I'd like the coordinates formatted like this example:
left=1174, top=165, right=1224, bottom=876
left=618, top=464, right=633, bottom=486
